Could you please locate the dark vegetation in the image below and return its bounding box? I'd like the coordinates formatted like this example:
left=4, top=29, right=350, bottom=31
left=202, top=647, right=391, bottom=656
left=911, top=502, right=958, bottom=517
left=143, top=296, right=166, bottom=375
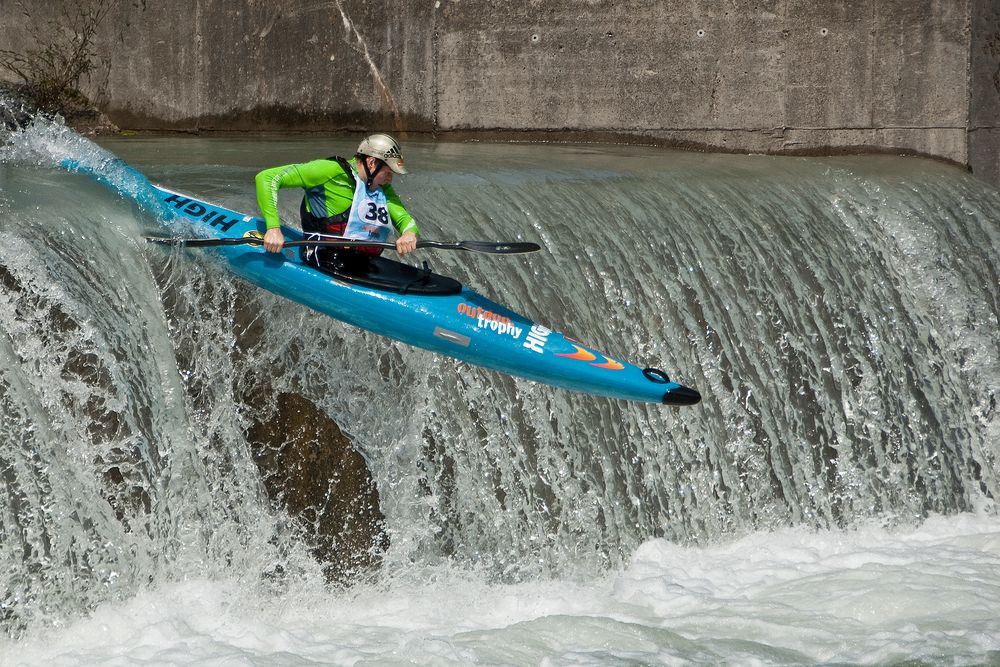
left=0, top=0, right=140, bottom=131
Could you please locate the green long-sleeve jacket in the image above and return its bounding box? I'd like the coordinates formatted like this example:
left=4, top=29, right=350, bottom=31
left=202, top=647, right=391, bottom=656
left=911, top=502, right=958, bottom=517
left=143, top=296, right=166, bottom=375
left=254, top=157, right=418, bottom=235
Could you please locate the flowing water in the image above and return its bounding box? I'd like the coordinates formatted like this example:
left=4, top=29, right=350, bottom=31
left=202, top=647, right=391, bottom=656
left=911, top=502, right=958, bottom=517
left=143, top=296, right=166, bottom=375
left=0, top=104, right=998, bottom=665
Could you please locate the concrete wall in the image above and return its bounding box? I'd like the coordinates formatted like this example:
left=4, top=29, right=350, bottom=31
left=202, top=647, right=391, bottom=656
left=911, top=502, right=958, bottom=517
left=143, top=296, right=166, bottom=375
left=970, top=0, right=1000, bottom=185
left=2, top=0, right=999, bottom=182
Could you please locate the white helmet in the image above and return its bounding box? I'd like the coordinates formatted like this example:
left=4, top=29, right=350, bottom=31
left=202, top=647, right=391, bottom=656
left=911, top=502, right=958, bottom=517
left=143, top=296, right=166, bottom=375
left=357, top=133, right=408, bottom=174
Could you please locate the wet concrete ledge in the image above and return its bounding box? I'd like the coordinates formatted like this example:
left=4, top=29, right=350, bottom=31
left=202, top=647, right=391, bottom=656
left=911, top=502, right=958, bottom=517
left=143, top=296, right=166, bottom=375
left=75, top=118, right=973, bottom=173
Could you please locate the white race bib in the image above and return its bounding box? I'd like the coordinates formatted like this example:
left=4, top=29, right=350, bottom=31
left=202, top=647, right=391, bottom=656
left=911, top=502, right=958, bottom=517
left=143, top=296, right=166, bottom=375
left=342, top=176, right=391, bottom=242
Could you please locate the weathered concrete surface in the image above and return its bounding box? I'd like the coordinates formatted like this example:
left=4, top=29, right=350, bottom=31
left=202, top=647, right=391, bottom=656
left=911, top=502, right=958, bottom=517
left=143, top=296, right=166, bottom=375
left=970, top=0, right=1000, bottom=185
left=101, top=0, right=436, bottom=132
left=1, top=0, right=998, bottom=182
left=436, top=0, right=978, bottom=167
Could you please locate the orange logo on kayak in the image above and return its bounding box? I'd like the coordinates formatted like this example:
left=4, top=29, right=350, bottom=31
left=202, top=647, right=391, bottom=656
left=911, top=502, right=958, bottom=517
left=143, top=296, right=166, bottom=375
left=556, top=345, right=597, bottom=361
left=457, top=302, right=511, bottom=326
left=556, top=344, right=623, bottom=370
left=592, top=357, right=625, bottom=370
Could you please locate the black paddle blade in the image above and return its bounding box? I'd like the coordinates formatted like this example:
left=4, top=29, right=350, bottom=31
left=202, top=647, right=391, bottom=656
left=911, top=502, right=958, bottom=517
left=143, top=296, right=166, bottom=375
left=145, top=236, right=261, bottom=247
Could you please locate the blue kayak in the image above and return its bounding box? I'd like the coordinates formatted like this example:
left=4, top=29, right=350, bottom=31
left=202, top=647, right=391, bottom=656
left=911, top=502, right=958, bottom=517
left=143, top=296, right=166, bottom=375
left=65, top=160, right=700, bottom=405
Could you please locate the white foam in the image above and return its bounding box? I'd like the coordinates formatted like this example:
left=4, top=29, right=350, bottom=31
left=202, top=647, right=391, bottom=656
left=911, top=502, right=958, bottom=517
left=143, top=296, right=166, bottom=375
left=4, top=512, right=998, bottom=666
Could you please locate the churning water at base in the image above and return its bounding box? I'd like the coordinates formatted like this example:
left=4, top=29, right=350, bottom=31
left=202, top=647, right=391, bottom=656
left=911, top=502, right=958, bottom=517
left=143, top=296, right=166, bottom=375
left=0, top=106, right=998, bottom=664
left=6, top=514, right=1000, bottom=666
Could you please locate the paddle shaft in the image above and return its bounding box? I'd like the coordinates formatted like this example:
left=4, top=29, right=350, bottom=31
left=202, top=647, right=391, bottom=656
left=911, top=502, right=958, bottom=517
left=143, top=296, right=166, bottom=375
left=145, top=236, right=540, bottom=254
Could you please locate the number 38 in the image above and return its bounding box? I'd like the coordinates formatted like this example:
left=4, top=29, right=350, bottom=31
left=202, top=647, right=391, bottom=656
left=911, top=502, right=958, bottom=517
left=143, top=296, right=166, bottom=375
left=365, top=202, right=389, bottom=224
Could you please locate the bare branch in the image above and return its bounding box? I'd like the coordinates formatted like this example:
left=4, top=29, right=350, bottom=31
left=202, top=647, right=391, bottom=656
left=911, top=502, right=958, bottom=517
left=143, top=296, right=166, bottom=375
left=0, top=0, right=122, bottom=113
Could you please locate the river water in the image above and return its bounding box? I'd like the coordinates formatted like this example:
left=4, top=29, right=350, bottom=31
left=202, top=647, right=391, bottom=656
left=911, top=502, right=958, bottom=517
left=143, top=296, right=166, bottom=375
left=1, top=108, right=998, bottom=665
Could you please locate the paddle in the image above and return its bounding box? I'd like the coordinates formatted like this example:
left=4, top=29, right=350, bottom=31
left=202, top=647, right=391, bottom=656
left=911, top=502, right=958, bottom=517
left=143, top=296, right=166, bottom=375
left=144, top=236, right=540, bottom=255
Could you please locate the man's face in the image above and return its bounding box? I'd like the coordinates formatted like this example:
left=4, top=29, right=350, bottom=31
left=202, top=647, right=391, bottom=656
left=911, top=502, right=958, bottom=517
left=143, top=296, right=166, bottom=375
left=367, top=157, right=394, bottom=188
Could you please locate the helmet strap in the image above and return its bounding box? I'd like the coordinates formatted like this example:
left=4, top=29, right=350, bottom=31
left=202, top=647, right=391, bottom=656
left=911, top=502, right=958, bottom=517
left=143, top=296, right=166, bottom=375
left=361, top=157, right=385, bottom=189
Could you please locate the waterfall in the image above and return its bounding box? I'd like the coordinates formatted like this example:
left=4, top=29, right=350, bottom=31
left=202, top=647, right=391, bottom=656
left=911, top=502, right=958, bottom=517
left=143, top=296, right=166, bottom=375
left=1, top=107, right=997, bottom=637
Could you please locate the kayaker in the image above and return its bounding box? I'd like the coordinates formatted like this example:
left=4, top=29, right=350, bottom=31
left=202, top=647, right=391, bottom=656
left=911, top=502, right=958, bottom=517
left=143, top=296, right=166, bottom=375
left=254, top=133, right=418, bottom=273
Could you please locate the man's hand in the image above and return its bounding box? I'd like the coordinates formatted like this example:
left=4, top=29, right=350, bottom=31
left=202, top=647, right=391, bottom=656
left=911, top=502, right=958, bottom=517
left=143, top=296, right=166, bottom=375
left=263, top=227, right=285, bottom=253
left=396, top=231, right=417, bottom=256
